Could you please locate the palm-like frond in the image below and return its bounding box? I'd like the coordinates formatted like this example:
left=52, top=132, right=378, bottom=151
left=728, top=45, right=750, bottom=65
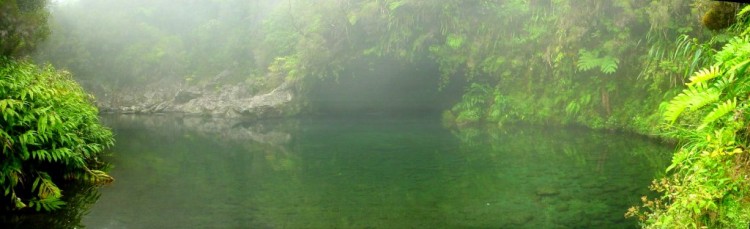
left=687, top=66, right=721, bottom=86
left=577, top=49, right=619, bottom=74
left=32, top=172, right=61, bottom=199
left=28, top=196, right=65, bottom=212
left=664, top=84, right=720, bottom=123
left=599, top=56, right=619, bottom=74
left=713, top=73, right=736, bottom=91
left=577, top=49, right=599, bottom=71
left=699, top=99, right=737, bottom=130
left=687, top=88, right=720, bottom=111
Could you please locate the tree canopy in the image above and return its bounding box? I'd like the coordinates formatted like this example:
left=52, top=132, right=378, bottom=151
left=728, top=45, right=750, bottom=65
left=0, top=0, right=50, bottom=57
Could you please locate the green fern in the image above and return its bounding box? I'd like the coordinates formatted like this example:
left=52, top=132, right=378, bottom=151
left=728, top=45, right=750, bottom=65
left=446, top=34, right=465, bottom=49
left=577, top=49, right=600, bottom=71
left=32, top=173, right=61, bottom=199
left=687, top=66, right=721, bottom=86
left=28, top=172, right=65, bottom=212
left=727, top=59, right=750, bottom=79
left=688, top=89, right=720, bottom=111
left=599, top=56, right=620, bottom=74
left=699, top=99, right=737, bottom=130
left=715, top=37, right=750, bottom=67
left=28, top=197, right=65, bottom=212
left=664, top=84, right=720, bottom=123
left=577, top=49, right=619, bottom=75
left=713, top=73, right=736, bottom=91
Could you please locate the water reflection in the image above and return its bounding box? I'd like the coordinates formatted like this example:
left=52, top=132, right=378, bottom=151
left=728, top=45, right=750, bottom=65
left=78, top=115, right=669, bottom=228
left=0, top=183, right=102, bottom=229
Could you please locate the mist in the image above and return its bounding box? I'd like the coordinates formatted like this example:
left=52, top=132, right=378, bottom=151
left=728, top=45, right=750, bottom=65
left=6, top=0, right=749, bottom=228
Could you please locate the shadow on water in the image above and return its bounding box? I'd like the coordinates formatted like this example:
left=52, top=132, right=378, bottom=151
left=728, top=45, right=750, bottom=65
left=2, top=114, right=672, bottom=228
left=0, top=183, right=102, bottom=229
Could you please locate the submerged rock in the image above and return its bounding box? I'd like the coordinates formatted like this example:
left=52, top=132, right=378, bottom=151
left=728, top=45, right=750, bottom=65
left=504, top=212, right=535, bottom=227
left=536, top=187, right=560, bottom=196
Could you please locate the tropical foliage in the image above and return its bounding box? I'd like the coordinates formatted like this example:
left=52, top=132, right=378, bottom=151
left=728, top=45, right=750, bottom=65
left=0, top=58, right=114, bottom=211
left=625, top=8, right=750, bottom=227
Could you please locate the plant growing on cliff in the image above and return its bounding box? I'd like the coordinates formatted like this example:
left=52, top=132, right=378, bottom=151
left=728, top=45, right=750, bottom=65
left=577, top=49, right=619, bottom=75
left=627, top=14, right=750, bottom=227
left=0, top=58, right=114, bottom=211
left=450, top=83, right=491, bottom=125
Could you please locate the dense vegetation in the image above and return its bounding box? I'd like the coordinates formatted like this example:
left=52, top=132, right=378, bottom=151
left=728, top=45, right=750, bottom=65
left=37, top=0, right=717, bottom=131
left=627, top=10, right=750, bottom=227
left=0, top=0, right=50, bottom=58
left=31, top=0, right=750, bottom=227
left=0, top=0, right=113, bottom=213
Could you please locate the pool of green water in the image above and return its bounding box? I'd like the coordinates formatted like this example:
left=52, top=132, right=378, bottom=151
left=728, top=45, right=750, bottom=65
left=72, top=114, right=670, bottom=228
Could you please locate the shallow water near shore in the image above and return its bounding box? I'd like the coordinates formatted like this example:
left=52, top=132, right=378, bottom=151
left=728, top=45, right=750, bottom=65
left=77, top=114, right=670, bottom=228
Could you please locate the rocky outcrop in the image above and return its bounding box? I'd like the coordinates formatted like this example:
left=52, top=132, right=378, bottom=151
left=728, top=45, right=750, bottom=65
left=91, top=78, right=298, bottom=119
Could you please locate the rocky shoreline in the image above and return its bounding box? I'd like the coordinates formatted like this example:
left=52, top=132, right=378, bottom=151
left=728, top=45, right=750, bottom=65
left=88, top=80, right=298, bottom=119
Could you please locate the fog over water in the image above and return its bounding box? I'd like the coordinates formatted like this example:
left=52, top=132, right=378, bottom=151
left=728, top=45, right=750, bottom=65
left=7, top=0, right=732, bottom=228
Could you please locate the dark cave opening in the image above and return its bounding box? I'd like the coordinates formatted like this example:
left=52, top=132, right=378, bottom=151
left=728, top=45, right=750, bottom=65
left=308, top=58, right=465, bottom=117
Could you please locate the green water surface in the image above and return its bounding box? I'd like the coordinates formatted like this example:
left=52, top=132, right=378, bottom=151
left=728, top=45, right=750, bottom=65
left=80, top=115, right=671, bottom=228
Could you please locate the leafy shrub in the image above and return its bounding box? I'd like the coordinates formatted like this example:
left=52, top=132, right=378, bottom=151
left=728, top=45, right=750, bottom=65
left=576, top=49, right=619, bottom=75
left=0, top=0, right=50, bottom=57
left=452, top=83, right=491, bottom=125
left=0, top=58, right=113, bottom=211
left=628, top=15, right=750, bottom=228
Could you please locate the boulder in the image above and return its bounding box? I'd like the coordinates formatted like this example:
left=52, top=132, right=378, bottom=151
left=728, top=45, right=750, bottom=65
left=93, top=78, right=296, bottom=120
left=174, top=90, right=202, bottom=104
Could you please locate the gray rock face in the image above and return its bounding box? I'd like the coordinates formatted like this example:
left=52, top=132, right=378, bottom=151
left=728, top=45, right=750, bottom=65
left=174, top=90, right=202, bottom=104
left=170, top=82, right=294, bottom=118
left=91, top=79, right=297, bottom=119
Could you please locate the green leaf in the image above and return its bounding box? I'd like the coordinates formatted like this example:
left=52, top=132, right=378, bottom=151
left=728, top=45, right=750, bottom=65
left=388, top=1, right=406, bottom=11
left=599, top=57, right=619, bottom=74
left=686, top=66, right=721, bottom=86
left=577, top=49, right=618, bottom=74
left=577, top=49, right=599, bottom=71
left=446, top=34, right=465, bottom=49
left=698, top=99, right=736, bottom=130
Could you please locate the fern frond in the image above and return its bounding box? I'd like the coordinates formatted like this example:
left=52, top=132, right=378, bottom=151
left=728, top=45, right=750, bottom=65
left=699, top=99, right=737, bottom=130
left=687, top=66, right=721, bottom=86
left=664, top=84, right=719, bottom=124
left=713, top=73, right=736, bottom=91
left=740, top=5, right=750, bottom=17
left=577, top=49, right=619, bottom=74
left=86, top=169, right=114, bottom=185
left=28, top=197, right=65, bottom=212
left=686, top=87, right=720, bottom=111
left=664, top=92, right=691, bottom=124
left=577, top=49, right=599, bottom=71
left=599, top=57, right=619, bottom=74
left=32, top=172, right=61, bottom=199
left=727, top=59, right=750, bottom=78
